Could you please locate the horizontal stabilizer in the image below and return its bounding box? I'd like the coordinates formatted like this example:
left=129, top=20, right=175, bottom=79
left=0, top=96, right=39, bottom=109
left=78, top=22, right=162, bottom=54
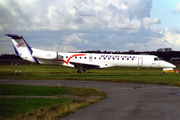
left=5, top=34, right=22, bottom=39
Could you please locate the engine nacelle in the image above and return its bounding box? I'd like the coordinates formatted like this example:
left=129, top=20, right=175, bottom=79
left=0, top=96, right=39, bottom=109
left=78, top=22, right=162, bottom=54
left=32, top=51, right=58, bottom=59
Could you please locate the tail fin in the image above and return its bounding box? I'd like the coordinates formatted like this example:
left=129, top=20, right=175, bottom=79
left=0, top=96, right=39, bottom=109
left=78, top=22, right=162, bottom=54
left=5, top=34, right=39, bottom=63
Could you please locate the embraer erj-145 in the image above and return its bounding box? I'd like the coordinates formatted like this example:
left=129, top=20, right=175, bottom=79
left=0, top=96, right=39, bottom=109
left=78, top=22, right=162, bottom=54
left=5, top=34, right=176, bottom=73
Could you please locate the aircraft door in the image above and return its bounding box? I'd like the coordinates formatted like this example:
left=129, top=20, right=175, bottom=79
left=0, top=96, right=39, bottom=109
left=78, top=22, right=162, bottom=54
left=138, top=57, right=143, bottom=66
left=89, top=55, right=93, bottom=62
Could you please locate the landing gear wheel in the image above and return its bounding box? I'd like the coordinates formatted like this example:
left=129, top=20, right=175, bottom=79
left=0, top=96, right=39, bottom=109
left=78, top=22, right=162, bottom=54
left=77, top=70, right=81, bottom=73
left=77, top=69, right=86, bottom=73
left=81, top=70, right=86, bottom=73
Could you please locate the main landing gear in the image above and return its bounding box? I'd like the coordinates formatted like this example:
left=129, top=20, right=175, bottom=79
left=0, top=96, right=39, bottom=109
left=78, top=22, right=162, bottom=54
left=77, top=69, right=86, bottom=73
left=74, top=64, right=86, bottom=73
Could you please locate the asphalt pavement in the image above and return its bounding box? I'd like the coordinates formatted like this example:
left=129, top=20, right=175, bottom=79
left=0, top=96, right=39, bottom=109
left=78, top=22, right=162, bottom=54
left=0, top=79, right=180, bottom=120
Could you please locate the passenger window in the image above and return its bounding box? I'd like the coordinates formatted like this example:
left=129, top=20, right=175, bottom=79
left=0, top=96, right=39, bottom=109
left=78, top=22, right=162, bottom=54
left=127, top=58, right=129, bottom=60
left=94, top=57, right=96, bottom=59
left=84, top=57, right=86, bottom=59
left=75, top=56, right=77, bottom=59
left=117, top=58, right=119, bottom=60
left=122, top=58, right=124, bottom=60
left=66, top=56, right=68, bottom=58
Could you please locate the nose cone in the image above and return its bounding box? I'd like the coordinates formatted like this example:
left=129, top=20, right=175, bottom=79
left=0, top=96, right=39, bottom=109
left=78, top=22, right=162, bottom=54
left=161, top=61, right=176, bottom=68
left=171, top=64, right=176, bottom=68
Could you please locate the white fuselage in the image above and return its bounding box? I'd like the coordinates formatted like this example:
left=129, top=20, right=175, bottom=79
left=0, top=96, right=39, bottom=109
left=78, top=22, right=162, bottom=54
left=5, top=33, right=176, bottom=73
left=29, top=48, right=176, bottom=69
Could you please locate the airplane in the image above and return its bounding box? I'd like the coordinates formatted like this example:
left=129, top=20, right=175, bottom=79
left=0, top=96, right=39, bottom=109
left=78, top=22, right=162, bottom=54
left=5, top=34, right=176, bottom=73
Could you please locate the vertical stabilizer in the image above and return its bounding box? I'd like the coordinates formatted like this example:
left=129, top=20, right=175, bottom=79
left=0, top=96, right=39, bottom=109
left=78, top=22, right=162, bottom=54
left=5, top=34, right=39, bottom=63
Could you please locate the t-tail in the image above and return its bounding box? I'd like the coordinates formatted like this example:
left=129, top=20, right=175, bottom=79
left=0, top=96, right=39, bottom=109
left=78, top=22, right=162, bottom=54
left=5, top=34, right=39, bottom=63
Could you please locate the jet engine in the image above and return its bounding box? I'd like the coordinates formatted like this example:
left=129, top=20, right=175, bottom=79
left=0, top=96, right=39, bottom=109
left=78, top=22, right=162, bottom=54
left=32, top=51, right=58, bottom=59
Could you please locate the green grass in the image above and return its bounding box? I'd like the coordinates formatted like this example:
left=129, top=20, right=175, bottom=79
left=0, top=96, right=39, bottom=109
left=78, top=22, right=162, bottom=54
left=0, top=84, right=105, bottom=97
left=0, top=97, right=71, bottom=118
left=0, top=64, right=179, bottom=119
left=0, top=84, right=107, bottom=119
left=0, top=84, right=70, bottom=96
left=0, top=64, right=180, bottom=86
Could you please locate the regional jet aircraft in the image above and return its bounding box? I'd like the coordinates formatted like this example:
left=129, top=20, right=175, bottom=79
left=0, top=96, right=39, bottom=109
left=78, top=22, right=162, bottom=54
left=5, top=34, right=176, bottom=73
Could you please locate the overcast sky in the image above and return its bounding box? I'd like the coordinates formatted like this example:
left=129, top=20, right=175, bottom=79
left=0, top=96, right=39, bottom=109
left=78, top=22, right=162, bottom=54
left=0, top=0, right=180, bottom=54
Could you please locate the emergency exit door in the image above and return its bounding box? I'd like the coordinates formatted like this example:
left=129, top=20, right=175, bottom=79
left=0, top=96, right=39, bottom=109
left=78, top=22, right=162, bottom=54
left=89, top=55, right=93, bottom=62
left=138, top=57, right=143, bottom=66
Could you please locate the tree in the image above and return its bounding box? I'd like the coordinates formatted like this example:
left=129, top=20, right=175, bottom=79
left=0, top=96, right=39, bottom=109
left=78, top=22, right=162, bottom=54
left=157, top=48, right=172, bottom=52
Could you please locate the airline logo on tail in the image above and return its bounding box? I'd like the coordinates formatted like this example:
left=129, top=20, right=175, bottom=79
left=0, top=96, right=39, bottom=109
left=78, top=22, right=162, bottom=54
left=14, top=43, right=26, bottom=48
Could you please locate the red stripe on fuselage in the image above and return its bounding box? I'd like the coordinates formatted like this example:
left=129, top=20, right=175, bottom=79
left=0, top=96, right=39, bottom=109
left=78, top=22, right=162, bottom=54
left=52, top=54, right=86, bottom=65
left=52, top=60, right=68, bottom=65
left=67, top=54, right=86, bottom=62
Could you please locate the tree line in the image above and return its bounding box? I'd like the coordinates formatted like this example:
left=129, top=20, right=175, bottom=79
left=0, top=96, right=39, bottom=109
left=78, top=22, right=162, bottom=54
left=1, top=48, right=180, bottom=61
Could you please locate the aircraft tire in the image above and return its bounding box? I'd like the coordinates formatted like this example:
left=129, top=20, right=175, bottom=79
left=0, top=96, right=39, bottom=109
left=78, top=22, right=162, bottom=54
left=77, top=70, right=81, bottom=73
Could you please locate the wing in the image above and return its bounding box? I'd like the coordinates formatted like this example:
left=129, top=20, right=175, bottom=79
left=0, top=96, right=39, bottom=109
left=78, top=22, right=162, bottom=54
left=69, top=61, right=100, bottom=69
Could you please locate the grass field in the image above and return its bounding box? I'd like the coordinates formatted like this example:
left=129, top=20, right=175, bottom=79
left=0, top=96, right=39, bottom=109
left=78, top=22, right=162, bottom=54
left=0, top=64, right=180, bottom=86
left=0, top=97, right=71, bottom=119
left=0, top=84, right=106, bottom=119
left=0, top=64, right=179, bottom=119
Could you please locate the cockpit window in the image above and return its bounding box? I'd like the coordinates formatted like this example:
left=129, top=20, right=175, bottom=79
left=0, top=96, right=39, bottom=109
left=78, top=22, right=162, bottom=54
left=154, top=57, right=161, bottom=61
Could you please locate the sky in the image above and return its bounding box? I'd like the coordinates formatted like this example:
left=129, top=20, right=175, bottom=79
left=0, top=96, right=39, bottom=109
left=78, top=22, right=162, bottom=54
left=0, top=0, right=180, bottom=54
